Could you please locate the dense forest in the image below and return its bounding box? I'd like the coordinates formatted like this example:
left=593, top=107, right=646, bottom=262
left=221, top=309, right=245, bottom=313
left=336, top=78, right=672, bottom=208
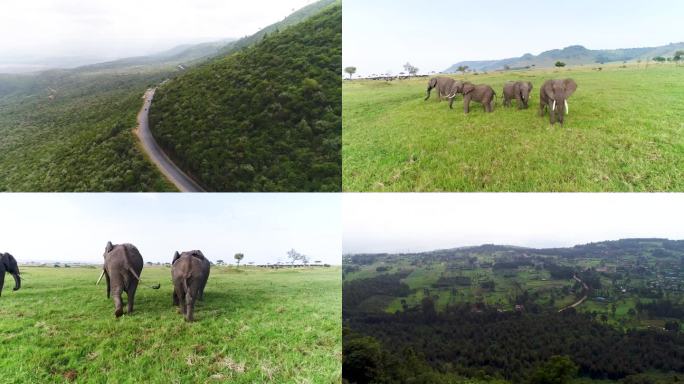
left=149, top=3, right=341, bottom=191
left=0, top=69, right=174, bottom=191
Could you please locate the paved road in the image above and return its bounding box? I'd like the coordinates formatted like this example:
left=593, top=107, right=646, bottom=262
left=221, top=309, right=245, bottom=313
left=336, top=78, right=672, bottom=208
left=558, top=275, right=589, bottom=312
left=135, top=88, right=205, bottom=192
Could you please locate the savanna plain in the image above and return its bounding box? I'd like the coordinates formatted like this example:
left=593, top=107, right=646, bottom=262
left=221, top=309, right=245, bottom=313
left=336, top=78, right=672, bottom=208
left=0, top=266, right=341, bottom=383
left=343, top=64, right=684, bottom=191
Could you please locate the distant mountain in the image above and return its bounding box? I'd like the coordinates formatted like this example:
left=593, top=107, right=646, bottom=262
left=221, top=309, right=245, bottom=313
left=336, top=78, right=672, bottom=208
left=445, top=42, right=684, bottom=72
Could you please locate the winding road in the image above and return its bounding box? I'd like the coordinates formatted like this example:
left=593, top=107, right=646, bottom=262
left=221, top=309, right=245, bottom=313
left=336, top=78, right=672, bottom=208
left=558, top=274, right=589, bottom=312
left=135, top=88, right=205, bottom=192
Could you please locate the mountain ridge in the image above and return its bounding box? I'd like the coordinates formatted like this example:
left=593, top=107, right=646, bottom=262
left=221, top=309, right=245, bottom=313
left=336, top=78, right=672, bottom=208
left=445, top=42, right=684, bottom=72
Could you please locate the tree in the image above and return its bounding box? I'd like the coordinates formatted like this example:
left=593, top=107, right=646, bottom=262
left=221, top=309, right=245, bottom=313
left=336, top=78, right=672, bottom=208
left=653, top=56, right=666, bottom=62
left=234, top=253, right=244, bottom=268
left=344, top=66, right=357, bottom=80
left=457, top=65, right=469, bottom=74
left=530, top=355, right=579, bottom=384
left=216, top=259, right=225, bottom=266
left=403, top=62, right=419, bottom=77
left=287, top=249, right=305, bottom=265
left=555, top=61, right=566, bottom=67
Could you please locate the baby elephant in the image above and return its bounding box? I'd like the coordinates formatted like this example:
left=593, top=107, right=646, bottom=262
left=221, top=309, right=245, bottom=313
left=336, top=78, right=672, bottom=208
left=172, top=250, right=210, bottom=322
left=462, top=83, right=496, bottom=113
left=503, top=81, right=533, bottom=109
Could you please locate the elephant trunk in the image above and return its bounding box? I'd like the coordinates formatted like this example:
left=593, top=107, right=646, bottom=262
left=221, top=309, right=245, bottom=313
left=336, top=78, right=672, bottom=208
left=12, top=272, right=20, bottom=291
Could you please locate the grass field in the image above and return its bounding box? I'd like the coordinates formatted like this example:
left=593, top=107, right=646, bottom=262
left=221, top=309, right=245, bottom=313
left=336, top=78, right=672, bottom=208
left=0, top=266, right=341, bottom=383
left=343, top=64, right=684, bottom=191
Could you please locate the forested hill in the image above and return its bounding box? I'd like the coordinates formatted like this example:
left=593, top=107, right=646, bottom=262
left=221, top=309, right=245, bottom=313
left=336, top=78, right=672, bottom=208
left=148, top=2, right=342, bottom=191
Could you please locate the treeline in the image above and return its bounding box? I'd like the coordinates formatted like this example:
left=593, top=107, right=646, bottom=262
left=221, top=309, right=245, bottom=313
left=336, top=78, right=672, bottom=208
left=637, top=300, right=684, bottom=318
left=344, top=308, right=684, bottom=383
left=343, top=272, right=411, bottom=311
left=149, top=3, right=341, bottom=191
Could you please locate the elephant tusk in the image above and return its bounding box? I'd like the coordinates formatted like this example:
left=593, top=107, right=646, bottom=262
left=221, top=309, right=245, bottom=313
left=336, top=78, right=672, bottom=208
left=96, top=270, right=105, bottom=285
left=128, top=267, right=141, bottom=281
left=565, top=100, right=569, bottom=115
left=552, top=100, right=556, bottom=111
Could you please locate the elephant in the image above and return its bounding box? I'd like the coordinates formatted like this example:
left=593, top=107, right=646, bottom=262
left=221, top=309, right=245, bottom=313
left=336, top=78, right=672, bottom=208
left=425, top=76, right=459, bottom=102
left=96, top=241, right=144, bottom=318
left=462, top=83, right=496, bottom=113
left=171, top=250, right=211, bottom=322
left=0, top=253, right=21, bottom=297
left=503, top=81, right=533, bottom=109
left=539, top=79, right=577, bottom=125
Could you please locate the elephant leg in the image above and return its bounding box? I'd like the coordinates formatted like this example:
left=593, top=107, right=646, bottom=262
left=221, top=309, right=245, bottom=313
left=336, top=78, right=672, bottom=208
left=178, top=287, right=187, bottom=314
left=463, top=96, right=470, bottom=114
left=539, top=101, right=545, bottom=117
left=112, top=287, right=124, bottom=318
left=185, top=292, right=195, bottom=322
left=127, top=281, right=138, bottom=314
left=173, top=289, right=179, bottom=306
left=425, top=87, right=432, bottom=101
left=516, top=96, right=523, bottom=109
left=105, top=272, right=111, bottom=299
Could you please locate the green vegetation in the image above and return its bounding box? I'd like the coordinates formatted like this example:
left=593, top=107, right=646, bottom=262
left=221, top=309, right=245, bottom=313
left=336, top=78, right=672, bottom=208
left=0, top=68, right=175, bottom=191
left=343, top=239, right=684, bottom=383
left=343, top=64, right=684, bottom=191
left=0, top=266, right=341, bottom=382
left=149, top=3, right=341, bottom=191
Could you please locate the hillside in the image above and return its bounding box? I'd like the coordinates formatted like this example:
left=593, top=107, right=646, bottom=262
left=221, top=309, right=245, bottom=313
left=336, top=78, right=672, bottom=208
left=445, top=42, right=684, bottom=72
left=343, top=238, right=684, bottom=383
left=149, top=2, right=342, bottom=191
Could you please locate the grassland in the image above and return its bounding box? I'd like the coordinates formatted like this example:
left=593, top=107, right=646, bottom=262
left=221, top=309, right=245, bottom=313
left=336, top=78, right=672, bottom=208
left=343, top=63, right=684, bottom=191
left=0, top=266, right=341, bottom=383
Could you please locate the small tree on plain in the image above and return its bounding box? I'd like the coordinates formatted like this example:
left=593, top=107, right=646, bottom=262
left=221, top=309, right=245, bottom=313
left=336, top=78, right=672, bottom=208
left=457, top=65, right=469, bottom=74
left=287, top=249, right=304, bottom=265
left=403, top=62, right=418, bottom=77
left=216, top=259, right=225, bottom=266
left=344, top=66, right=357, bottom=80
left=555, top=61, right=566, bottom=67
left=234, top=253, right=244, bottom=268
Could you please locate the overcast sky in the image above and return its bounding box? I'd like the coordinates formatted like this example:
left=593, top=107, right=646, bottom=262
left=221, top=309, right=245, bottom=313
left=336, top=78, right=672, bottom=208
left=343, top=0, right=684, bottom=76
left=343, top=194, right=684, bottom=254
left=0, top=0, right=316, bottom=64
left=0, top=194, right=341, bottom=265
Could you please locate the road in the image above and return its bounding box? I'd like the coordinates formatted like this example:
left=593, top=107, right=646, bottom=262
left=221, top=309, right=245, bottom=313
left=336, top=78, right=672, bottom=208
left=558, top=274, right=589, bottom=312
left=135, top=88, right=205, bottom=192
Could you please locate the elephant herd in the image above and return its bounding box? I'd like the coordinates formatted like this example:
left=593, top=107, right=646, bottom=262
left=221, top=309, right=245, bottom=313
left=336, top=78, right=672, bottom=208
left=1, top=242, right=211, bottom=322
left=425, top=76, right=578, bottom=125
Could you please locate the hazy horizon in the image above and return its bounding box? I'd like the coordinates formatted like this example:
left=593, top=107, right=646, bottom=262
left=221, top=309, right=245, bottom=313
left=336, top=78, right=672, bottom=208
left=343, top=0, right=684, bottom=76
left=0, top=194, right=342, bottom=265
left=343, top=194, right=684, bottom=254
left=0, top=0, right=318, bottom=72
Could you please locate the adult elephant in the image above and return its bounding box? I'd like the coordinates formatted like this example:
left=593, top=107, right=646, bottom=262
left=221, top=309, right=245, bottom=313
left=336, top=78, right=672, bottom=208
left=171, top=250, right=211, bottom=322
left=503, top=81, right=533, bottom=109
left=539, top=79, right=577, bottom=125
left=96, top=241, right=144, bottom=318
left=462, top=83, right=496, bottom=113
left=0, top=253, right=21, bottom=297
left=425, top=76, right=459, bottom=102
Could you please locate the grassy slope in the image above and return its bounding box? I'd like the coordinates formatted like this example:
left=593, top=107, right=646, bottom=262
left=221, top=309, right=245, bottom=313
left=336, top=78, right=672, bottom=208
left=343, top=64, right=684, bottom=191
left=0, top=266, right=341, bottom=383
left=149, top=4, right=342, bottom=192
left=0, top=69, right=175, bottom=191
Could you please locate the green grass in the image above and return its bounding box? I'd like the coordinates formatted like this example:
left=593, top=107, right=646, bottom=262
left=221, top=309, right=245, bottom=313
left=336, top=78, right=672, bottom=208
left=0, top=266, right=341, bottom=383
left=343, top=64, right=684, bottom=191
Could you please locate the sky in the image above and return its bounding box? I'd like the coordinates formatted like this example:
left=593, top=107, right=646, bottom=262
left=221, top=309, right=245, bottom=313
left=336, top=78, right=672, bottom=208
left=343, top=0, right=684, bottom=76
left=343, top=193, right=684, bottom=254
left=0, top=0, right=316, bottom=65
left=0, top=194, right=341, bottom=265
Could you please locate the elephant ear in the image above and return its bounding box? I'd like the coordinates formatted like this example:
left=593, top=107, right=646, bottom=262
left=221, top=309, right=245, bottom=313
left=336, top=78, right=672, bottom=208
left=172, top=251, right=181, bottom=264
left=564, top=79, right=577, bottom=97
left=105, top=241, right=114, bottom=253
left=463, top=83, right=475, bottom=95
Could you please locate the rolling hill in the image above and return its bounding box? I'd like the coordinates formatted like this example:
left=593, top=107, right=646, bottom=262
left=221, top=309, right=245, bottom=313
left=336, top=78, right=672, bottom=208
left=148, top=1, right=341, bottom=191
left=445, top=42, right=684, bottom=72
